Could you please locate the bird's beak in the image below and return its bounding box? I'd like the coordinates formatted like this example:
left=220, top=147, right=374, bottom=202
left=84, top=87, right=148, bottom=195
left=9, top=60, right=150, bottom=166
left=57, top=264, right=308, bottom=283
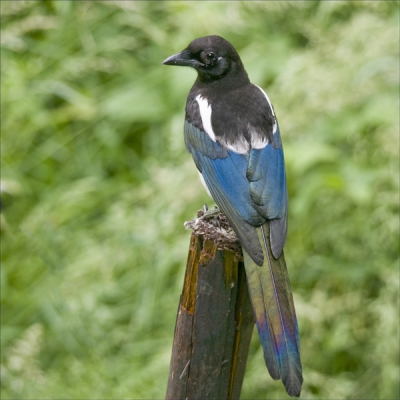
left=162, top=50, right=201, bottom=68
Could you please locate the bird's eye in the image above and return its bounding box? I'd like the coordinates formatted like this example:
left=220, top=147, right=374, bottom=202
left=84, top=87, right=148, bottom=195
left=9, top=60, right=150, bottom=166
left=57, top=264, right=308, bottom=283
left=201, top=51, right=217, bottom=64
left=206, top=52, right=215, bottom=61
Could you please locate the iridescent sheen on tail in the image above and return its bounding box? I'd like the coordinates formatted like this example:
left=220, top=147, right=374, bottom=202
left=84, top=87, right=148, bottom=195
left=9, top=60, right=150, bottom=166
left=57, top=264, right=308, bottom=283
left=243, top=223, right=303, bottom=397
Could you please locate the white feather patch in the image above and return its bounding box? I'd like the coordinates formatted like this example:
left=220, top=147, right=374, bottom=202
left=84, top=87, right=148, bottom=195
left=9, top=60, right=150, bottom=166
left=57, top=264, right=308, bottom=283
left=197, top=170, right=213, bottom=198
left=195, top=95, right=216, bottom=142
left=195, top=91, right=270, bottom=155
left=223, top=139, right=249, bottom=154
left=249, top=126, right=268, bottom=149
left=255, top=85, right=277, bottom=134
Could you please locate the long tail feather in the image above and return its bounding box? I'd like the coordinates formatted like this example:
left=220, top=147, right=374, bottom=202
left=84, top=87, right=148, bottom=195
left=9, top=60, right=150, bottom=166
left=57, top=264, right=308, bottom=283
left=243, top=222, right=303, bottom=397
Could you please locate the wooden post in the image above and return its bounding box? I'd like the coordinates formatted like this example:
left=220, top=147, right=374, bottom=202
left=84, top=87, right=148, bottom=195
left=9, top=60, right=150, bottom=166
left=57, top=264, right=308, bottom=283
left=166, top=211, right=254, bottom=400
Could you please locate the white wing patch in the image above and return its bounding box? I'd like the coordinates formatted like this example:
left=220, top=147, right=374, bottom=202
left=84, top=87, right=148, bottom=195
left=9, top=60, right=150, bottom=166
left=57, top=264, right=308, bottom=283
left=249, top=126, right=268, bottom=149
left=195, top=90, right=272, bottom=154
left=195, top=95, right=216, bottom=142
left=223, top=139, right=250, bottom=154
left=255, top=85, right=277, bottom=134
left=196, top=94, right=250, bottom=153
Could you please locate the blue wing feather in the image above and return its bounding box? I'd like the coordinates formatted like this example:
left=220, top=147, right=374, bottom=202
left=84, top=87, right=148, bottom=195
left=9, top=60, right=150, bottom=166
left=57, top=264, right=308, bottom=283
left=185, top=120, right=288, bottom=258
left=247, top=124, right=286, bottom=219
left=193, top=150, right=265, bottom=265
left=185, top=121, right=263, bottom=225
left=184, top=120, right=227, bottom=163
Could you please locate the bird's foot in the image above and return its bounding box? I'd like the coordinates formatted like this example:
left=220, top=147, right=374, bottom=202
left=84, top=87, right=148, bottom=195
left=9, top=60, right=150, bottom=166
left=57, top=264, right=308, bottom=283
left=184, top=205, right=242, bottom=260
left=198, top=204, right=221, bottom=227
left=184, top=204, right=237, bottom=239
left=184, top=204, right=221, bottom=230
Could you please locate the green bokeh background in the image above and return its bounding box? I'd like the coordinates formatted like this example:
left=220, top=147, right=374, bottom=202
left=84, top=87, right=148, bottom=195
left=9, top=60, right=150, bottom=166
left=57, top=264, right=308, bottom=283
left=1, top=1, right=399, bottom=399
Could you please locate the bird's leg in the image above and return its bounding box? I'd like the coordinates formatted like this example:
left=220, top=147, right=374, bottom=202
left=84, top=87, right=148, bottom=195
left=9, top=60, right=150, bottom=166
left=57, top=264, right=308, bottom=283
left=199, top=204, right=221, bottom=228
left=184, top=204, right=221, bottom=230
left=201, top=204, right=220, bottom=218
left=184, top=204, right=239, bottom=244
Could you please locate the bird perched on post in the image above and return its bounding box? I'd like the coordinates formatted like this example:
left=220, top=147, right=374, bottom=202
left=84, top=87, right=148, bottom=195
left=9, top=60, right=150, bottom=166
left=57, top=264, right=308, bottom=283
left=163, top=35, right=303, bottom=397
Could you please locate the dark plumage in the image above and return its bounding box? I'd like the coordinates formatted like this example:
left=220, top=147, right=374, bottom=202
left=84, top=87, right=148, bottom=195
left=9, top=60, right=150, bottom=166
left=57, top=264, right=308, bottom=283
left=163, top=35, right=303, bottom=397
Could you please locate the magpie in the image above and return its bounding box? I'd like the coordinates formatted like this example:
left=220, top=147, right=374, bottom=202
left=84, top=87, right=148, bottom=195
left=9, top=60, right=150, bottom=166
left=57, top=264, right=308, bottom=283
left=163, top=35, right=303, bottom=397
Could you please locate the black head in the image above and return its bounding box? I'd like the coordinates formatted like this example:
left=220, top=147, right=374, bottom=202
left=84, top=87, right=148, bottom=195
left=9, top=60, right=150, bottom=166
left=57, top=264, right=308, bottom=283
left=163, top=35, right=248, bottom=83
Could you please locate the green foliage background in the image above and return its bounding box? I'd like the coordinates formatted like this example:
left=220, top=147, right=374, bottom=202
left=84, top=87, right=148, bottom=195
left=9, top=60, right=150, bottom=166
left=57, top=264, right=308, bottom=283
left=1, top=1, right=399, bottom=399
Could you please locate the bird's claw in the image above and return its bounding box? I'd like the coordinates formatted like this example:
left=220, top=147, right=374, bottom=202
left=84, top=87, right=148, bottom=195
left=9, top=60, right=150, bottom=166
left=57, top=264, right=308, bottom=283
left=199, top=204, right=221, bottom=228
left=184, top=205, right=221, bottom=230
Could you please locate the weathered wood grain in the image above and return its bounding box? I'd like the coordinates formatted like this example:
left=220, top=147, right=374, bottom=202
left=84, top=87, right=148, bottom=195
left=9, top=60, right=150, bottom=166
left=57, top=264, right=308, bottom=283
left=166, top=232, right=254, bottom=400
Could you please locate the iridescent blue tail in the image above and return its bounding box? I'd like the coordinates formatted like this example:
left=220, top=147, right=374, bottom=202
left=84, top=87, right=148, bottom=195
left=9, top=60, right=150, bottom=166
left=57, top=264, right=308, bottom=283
left=243, top=223, right=303, bottom=397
